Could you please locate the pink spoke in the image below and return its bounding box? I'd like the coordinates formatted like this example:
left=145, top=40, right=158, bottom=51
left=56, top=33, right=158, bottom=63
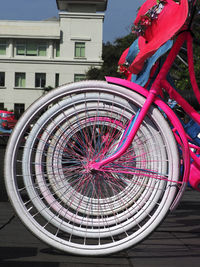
left=99, top=167, right=183, bottom=185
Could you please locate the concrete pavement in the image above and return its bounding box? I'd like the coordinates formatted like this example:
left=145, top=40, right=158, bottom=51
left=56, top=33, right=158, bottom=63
left=1, top=145, right=200, bottom=266
left=1, top=189, right=200, bottom=267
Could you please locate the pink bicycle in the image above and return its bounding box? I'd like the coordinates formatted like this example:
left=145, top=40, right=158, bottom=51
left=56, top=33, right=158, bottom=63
left=4, top=0, right=200, bottom=256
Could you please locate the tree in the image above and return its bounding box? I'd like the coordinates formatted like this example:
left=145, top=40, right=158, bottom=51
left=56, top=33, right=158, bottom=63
left=171, top=2, right=200, bottom=89
left=86, top=33, right=136, bottom=80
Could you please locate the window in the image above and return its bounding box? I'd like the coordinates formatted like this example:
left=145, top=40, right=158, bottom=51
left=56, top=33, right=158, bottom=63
left=16, top=40, right=47, bottom=57
left=16, top=42, right=26, bottom=55
left=0, top=103, right=4, bottom=109
left=0, top=72, right=5, bottom=87
left=55, top=41, right=60, bottom=57
left=38, top=44, right=47, bottom=56
left=14, top=103, right=25, bottom=119
left=75, top=42, right=85, bottom=58
left=15, top=73, right=26, bottom=88
left=26, top=42, right=37, bottom=56
left=0, top=39, right=7, bottom=55
left=55, top=73, right=59, bottom=87
left=35, top=73, right=46, bottom=88
left=74, top=74, right=86, bottom=82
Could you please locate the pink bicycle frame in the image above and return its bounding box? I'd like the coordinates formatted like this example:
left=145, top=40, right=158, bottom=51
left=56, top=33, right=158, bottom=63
left=91, top=30, right=200, bottom=209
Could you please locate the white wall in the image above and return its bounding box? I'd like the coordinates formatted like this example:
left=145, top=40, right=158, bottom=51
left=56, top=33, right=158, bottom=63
left=0, top=10, right=104, bottom=111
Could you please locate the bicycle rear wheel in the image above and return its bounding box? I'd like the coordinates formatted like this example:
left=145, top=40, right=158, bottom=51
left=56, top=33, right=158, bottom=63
left=5, top=81, right=180, bottom=256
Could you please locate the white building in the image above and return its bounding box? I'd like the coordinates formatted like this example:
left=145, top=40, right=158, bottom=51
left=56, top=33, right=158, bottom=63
left=0, top=0, right=107, bottom=117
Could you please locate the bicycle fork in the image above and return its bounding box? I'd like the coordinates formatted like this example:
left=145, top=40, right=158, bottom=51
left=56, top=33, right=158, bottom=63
left=90, top=90, right=157, bottom=170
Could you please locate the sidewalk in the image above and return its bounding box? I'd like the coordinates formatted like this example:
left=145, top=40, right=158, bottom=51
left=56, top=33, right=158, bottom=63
left=0, top=188, right=200, bottom=267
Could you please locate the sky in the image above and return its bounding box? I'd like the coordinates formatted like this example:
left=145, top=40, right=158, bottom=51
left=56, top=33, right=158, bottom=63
left=0, top=0, right=145, bottom=43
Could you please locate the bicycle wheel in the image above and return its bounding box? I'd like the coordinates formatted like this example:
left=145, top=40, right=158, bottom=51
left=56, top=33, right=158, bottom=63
left=5, top=80, right=180, bottom=256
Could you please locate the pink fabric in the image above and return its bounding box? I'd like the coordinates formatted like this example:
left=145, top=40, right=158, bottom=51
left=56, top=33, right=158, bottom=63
left=118, top=48, right=129, bottom=66
left=118, top=48, right=132, bottom=80
left=130, top=0, right=188, bottom=74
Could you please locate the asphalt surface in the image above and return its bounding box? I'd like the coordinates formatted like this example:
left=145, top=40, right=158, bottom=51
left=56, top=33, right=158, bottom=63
left=1, top=145, right=200, bottom=267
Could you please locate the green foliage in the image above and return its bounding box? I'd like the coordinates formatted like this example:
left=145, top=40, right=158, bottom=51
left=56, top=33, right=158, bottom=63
left=43, top=86, right=53, bottom=95
left=86, top=34, right=136, bottom=80
left=171, top=4, right=200, bottom=91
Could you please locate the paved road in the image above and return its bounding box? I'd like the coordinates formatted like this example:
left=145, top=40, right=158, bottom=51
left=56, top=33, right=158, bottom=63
left=1, top=146, right=200, bottom=267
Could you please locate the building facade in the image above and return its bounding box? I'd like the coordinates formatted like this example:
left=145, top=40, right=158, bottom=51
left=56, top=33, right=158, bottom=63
left=0, top=0, right=107, bottom=117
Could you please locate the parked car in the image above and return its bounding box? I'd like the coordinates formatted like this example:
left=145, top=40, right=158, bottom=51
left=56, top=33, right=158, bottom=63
left=0, top=110, right=17, bottom=134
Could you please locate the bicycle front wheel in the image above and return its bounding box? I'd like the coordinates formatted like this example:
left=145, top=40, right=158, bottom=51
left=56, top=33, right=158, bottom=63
left=5, top=80, right=180, bottom=256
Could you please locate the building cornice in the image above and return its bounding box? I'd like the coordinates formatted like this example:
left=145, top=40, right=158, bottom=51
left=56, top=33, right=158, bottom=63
left=0, top=58, right=103, bottom=65
left=0, top=35, right=60, bottom=40
left=59, top=12, right=105, bottom=19
left=56, top=0, right=108, bottom=12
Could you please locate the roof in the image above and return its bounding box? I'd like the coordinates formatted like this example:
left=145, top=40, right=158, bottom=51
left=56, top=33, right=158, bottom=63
left=0, top=20, right=60, bottom=39
left=56, top=0, right=108, bottom=12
